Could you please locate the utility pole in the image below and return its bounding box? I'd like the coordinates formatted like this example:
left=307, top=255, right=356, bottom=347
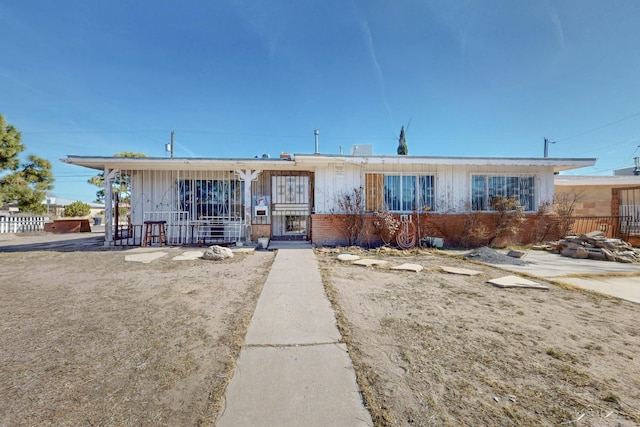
left=170, top=130, right=175, bottom=158
left=544, top=137, right=556, bottom=158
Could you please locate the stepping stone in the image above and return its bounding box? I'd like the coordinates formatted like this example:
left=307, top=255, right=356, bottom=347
left=487, top=275, right=549, bottom=290
left=352, top=258, right=388, bottom=267
left=125, top=252, right=167, bottom=263
left=173, top=250, right=205, bottom=261
left=391, top=263, right=424, bottom=272
left=337, top=254, right=361, bottom=262
left=440, top=266, right=482, bottom=276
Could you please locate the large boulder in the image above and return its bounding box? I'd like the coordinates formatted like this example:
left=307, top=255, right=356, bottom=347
left=202, top=245, right=234, bottom=260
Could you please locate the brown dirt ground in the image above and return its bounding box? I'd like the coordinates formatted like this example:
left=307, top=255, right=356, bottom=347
left=0, top=244, right=275, bottom=427
left=317, top=247, right=640, bottom=427
left=3, top=234, right=640, bottom=427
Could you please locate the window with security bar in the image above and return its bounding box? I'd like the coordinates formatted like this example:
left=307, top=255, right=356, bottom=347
left=471, top=174, right=535, bottom=211
left=365, top=174, right=435, bottom=212
left=178, top=179, right=243, bottom=219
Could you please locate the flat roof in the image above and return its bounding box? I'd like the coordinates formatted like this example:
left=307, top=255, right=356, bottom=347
left=62, top=153, right=596, bottom=173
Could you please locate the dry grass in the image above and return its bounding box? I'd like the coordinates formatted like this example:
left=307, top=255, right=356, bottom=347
left=318, top=248, right=640, bottom=426
left=0, top=248, right=275, bottom=427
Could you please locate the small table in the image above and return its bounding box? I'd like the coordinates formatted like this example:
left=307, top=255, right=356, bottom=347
left=142, top=220, right=167, bottom=247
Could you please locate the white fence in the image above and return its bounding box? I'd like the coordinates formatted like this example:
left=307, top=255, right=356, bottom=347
left=0, top=216, right=46, bottom=234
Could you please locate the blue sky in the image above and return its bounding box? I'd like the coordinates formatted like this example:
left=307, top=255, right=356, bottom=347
left=1, top=0, right=640, bottom=202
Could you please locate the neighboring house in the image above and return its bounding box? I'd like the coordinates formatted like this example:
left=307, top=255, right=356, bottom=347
left=63, top=153, right=595, bottom=247
left=45, top=197, right=105, bottom=219
left=554, top=174, right=640, bottom=245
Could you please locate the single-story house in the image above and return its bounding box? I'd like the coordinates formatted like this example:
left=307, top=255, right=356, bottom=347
left=554, top=174, right=640, bottom=245
left=44, top=196, right=105, bottom=219
left=62, top=153, right=596, bottom=247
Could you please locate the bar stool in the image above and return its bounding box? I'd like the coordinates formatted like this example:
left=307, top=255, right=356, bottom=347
left=142, top=220, right=167, bottom=247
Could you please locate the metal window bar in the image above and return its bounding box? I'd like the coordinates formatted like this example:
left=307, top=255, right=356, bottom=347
left=272, top=209, right=308, bottom=240
left=471, top=174, right=536, bottom=211
left=381, top=174, right=434, bottom=212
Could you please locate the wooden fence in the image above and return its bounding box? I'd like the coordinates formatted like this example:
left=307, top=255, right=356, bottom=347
left=0, top=216, right=46, bottom=234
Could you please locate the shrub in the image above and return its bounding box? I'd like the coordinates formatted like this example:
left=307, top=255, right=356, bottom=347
left=331, top=187, right=367, bottom=246
left=372, top=209, right=399, bottom=245
left=63, top=201, right=91, bottom=217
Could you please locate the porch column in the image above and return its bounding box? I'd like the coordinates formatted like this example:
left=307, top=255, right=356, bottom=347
left=236, top=169, right=262, bottom=242
left=103, top=168, right=118, bottom=245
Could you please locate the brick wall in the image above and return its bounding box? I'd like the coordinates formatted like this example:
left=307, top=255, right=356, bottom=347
left=311, top=213, right=561, bottom=248
left=250, top=224, right=271, bottom=241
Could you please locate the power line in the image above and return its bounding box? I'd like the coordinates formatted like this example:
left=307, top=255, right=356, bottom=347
left=558, top=111, right=640, bottom=142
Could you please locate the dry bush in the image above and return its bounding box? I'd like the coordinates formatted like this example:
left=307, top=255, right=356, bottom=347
left=554, top=190, right=582, bottom=237
left=331, top=187, right=367, bottom=246
left=372, top=208, right=399, bottom=246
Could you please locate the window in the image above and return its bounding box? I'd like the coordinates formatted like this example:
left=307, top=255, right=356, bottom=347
left=366, top=173, right=435, bottom=212
left=178, top=179, right=243, bottom=219
left=472, top=174, right=535, bottom=211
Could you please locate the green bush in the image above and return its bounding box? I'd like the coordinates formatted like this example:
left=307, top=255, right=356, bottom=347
left=63, top=201, right=91, bottom=217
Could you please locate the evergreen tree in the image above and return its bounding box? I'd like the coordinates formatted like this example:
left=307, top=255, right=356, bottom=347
left=0, top=114, right=54, bottom=213
left=397, top=126, right=408, bottom=155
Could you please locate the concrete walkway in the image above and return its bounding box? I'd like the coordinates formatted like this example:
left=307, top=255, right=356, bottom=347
left=216, top=244, right=373, bottom=427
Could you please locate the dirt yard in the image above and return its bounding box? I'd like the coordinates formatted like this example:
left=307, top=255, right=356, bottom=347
left=0, top=244, right=275, bottom=426
left=2, top=237, right=640, bottom=427
left=317, top=247, right=640, bottom=427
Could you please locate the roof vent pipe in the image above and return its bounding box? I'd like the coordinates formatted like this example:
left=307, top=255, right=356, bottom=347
left=634, top=157, right=640, bottom=175
left=314, top=129, right=319, bottom=154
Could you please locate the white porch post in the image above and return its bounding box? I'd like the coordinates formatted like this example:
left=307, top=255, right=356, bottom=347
left=103, top=168, right=118, bottom=245
left=236, top=169, right=261, bottom=242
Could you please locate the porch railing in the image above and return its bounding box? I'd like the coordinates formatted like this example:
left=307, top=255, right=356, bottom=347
left=143, top=211, right=191, bottom=245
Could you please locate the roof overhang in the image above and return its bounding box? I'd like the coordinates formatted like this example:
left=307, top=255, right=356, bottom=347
left=61, top=156, right=306, bottom=172
left=555, top=175, right=640, bottom=187
left=62, top=154, right=596, bottom=173
left=295, top=154, right=596, bottom=172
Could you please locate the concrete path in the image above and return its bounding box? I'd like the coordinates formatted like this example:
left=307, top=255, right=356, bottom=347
left=496, top=250, right=640, bottom=304
left=216, top=244, right=373, bottom=427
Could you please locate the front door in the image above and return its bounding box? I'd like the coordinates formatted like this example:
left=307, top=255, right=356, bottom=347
left=271, top=175, right=310, bottom=240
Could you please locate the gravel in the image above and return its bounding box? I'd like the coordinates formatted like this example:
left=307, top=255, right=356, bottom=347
left=463, top=246, right=529, bottom=265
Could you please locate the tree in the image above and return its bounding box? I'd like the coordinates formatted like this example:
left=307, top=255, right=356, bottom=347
left=397, top=126, right=408, bottom=155
left=63, top=200, right=91, bottom=217
left=0, top=115, right=54, bottom=214
left=0, top=114, right=24, bottom=171
left=88, top=152, right=146, bottom=203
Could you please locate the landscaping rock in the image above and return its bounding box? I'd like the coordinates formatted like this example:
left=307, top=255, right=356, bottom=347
left=507, top=250, right=525, bottom=259
left=550, top=231, right=640, bottom=263
left=203, top=245, right=234, bottom=260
